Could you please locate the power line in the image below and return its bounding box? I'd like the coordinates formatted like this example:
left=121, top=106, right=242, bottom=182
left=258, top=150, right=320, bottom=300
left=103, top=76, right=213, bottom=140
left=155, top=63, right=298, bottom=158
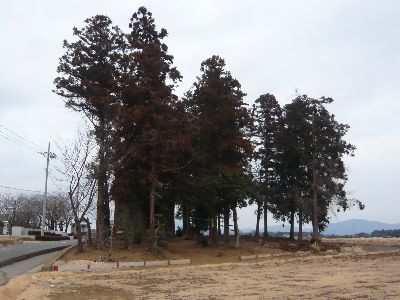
left=0, top=130, right=44, bottom=155
left=0, top=128, right=44, bottom=153
left=49, top=169, right=66, bottom=184
left=49, top=159, right=66, bottom=174
left=0, top=185, right=41, bottom=193
left=0, top=124, right=46, bottom=152
left=49, top=174, right=65, bottom=191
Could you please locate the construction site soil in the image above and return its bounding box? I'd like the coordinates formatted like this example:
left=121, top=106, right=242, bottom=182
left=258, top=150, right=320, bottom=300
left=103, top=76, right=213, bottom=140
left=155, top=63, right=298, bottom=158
left=1, top=237, right=399, bottom=299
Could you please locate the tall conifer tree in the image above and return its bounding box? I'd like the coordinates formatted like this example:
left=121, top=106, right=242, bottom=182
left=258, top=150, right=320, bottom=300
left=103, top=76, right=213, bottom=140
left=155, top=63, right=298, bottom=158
left=54, top=15, right=124, bottom=248
left=114, top=7, right=192, bottom=249
left=252, top=94, right=283, bottom=238
left=185, top=56, right=253, bottom=244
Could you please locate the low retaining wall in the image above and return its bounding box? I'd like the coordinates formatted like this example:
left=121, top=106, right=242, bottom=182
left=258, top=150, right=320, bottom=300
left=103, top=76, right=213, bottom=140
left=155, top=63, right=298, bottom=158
left=53, top=258, right=191, bottom=272
left=169, top=259, right=191, bottom=265
left=239, top=252, right=299, bottom=260
left=145, top=260, right=169, bottom=267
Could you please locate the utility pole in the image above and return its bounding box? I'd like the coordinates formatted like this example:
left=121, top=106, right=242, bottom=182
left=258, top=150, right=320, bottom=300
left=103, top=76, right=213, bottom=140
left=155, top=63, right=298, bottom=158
left=41, top=142, right=51, bottom=236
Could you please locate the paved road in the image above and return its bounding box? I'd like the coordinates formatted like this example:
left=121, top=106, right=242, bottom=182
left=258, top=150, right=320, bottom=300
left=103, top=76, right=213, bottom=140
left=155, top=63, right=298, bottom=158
left=0, top=250, right=65, bottom=285
left=0, top=240, right=76, bottom=268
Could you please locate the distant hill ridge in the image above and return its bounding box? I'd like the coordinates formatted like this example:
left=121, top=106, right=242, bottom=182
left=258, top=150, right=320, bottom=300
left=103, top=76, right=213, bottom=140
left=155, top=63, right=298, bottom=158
left=322, top=219, right=400, bottom=235
left=240, top=219, right=400, bottom=235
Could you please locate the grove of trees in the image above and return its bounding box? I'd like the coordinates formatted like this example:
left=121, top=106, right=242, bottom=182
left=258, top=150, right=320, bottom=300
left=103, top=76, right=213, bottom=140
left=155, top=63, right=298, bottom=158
left=0, top=193, right=72, bottom=232
left=53, top=6, right=363, bottom=250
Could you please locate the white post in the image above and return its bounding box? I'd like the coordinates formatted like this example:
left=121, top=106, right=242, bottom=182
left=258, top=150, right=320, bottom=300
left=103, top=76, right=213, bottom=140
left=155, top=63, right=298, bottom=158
left=41, top=142, right=51, bottom=236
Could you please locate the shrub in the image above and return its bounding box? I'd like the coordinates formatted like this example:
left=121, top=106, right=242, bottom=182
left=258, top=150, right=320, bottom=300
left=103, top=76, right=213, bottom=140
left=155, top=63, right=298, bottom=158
left=28, top=230, right=60, bottom=236
left=35, top=235, right=70, bottom=241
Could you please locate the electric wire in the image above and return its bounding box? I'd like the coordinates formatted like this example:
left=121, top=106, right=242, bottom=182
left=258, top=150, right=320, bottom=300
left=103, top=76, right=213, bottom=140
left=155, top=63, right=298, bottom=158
left=49, top=174, right=65, bottom=191
left=0, top=185, right=41, bottom=193
left=0, top=124, right=46, bottom=152
left=0, top=130, right=44, bottom=155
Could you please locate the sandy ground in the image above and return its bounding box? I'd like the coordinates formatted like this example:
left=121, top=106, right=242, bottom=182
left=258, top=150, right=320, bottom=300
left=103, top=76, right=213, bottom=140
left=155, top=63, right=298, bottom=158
left=1, top=238, right=400, bottom=299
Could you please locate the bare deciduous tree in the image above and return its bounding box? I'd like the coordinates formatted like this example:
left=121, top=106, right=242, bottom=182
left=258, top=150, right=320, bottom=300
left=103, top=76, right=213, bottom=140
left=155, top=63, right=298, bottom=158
left=56, top=125, right=97, bottom=252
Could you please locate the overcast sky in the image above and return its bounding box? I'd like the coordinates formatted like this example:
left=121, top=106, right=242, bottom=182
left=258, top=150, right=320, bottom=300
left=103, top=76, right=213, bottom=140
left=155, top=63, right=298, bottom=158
left=0, top=0, right=399, bottom=228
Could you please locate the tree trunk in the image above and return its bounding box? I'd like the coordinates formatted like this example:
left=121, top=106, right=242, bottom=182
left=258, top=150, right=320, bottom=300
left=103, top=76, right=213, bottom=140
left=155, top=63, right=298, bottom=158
left=164, top=201, right=175, bottom=237
left=232, top=207, right=239, bottom=248
left=263, top=200, right=269, bottom=239
left=134, top=203, right=147, bottom=244
left=311, top=112, right=320, bottom=242
left=76, top=220, right=84, bottom=252
left=65, top=220, right=70, bottom=233
left=217, top=214, right=221, bottom=236
left=211, top=214, right=218, bottom=245
left=86, top=218, right=92, bottom=246
left=289, top=209, right=295, bottom=240
left=182, top=203, right=189, bottom=235
left=125, top=202, right=134, bottom=249
left=126, top=200, right=140, bottom=249
left=255, top=201, right=261, bottom=238
left=223, top=208, right=229, bottom=245
left=298, top=207, right=303, bottom=241
left=96, top=214, right=103, bottom=249
left=311, top=163, right=320, bottom=241
left=149, top=163, right=157, bottom=249
left=96, top=121, right=110, bottom=249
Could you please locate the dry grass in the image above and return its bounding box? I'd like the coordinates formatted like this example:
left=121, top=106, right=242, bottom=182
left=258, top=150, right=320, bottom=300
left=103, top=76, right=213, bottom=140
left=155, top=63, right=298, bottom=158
left=0, top=236, right=24, bottom=248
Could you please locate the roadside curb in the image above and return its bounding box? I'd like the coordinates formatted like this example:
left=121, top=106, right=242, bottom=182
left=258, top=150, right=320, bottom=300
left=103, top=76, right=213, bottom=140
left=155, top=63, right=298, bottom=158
left=0, top=244, right=72, bottom=268
left=41, top=245, right=76, bottom=272
left=53, top=258, right=192, bottom=272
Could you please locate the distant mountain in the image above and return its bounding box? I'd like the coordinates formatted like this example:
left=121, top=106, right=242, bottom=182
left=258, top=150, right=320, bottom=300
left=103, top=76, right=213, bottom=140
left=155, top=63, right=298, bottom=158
left=240, top=225, right=311, bottom=234
left=321, top=219, right=400, bottom=235
left=240, top=219, right=400, bottom=236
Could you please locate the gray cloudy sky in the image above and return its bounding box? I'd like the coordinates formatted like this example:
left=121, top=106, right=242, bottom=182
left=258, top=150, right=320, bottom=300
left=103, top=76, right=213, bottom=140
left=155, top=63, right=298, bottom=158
left=0, top=0, right=399, bottom=228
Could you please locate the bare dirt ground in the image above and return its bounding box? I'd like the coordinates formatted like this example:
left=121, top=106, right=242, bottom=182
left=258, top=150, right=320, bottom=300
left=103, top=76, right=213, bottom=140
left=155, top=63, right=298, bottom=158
left=1, top=238, right=400, bottom=299
left=59, top=237, right=292, bottom=265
